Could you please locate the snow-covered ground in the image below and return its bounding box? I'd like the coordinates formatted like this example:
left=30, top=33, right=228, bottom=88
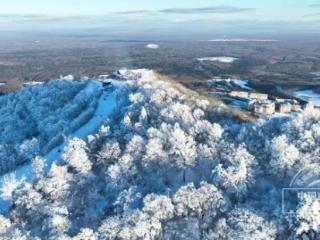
left=233, top=79, right=252, bottom=90
left=293, top=89, right=320, bottom=106
left=312, top=73, right=320, bottom=81
left=198, top=56, right=238, bottom=63
left=23, top=81, right=43, bottom=86
left=0, top=79, right=125, bottom=213
left=146, top=44, right=159, bottom=49
left=207, top=39, right=278, bottom=42
left=61, top=74, right=75, bottom=81
left=209, top=78, right=252, bottom=90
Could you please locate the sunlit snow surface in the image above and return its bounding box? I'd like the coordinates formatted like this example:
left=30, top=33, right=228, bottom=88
left=197, top=56, right=238, bottom=63
left=313, top=73, right=320, bottom=81
left=208, top=39, right=278, bottom=42
left=0, top=79, right=125, bottom=213
left=146, top=44, right=159, bottom=49
left=293, top=89, right=320, bottom=106
left=233, top=79, right=252, bottom=90
left=209, top=78, right=252, bottom=90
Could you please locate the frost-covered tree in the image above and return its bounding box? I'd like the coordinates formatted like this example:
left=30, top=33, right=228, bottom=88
left=72, top=228, right=97, bottom=240
left=96, top=140, right=121, bottom=165
left=143, top=194, right=174, bottom=222
left=212, top=144, right=256, bottom=197
left=269, top=135, right=300, bottom=180
left=168, top=182, right=226, bottom=239
left=1, top=174, right=25, bottom=201
left=32, top=156, right=46, bottom=178
left=37, top=163, right=73, bottom=201
left=164, top=123, right=197, bottom=182
left=289, top=196, right=320, bottom=239
left=210, top=208, right=277, bottom=240
left=0, top=79, right=101, bottom=175
left=0, top=214, right=34, bottom=240
left=62, top=138, right=92, bottom=173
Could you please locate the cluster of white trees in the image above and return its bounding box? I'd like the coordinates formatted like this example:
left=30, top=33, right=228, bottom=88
left=0, top=71, right=319, bottom=239
left=0, top=80, right=101, bottom=175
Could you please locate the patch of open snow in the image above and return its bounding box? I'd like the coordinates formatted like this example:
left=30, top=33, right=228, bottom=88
left=0, top=80, right=125, bottom=213
left=130, top=69, right=148, bottom=74
left=198, top=57, right=238, bottom=63
left=209, top=78, right=252, bottom=90
left=293, top=89, right=320, bottom=106
left=146, top=44, right=159, bottom=49
left=233, top=79, right=252, bottom=90
left=23, top=81, right=43, bottom=87
left=208, top=39, right=278, bottom=42
left=61, top=75, right=75, bottom=81
left=312, top=73, right=320, bottom=81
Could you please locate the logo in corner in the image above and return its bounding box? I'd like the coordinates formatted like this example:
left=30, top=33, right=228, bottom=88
left=282, top=164, right=320, bottom=214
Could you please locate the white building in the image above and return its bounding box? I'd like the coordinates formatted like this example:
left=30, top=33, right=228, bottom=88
left=229, top=91, right=249, bottom=98
left=303, top=102, right=314, bottom=111
left=249, top=92, right=268, bottom=100
left=278, top=103, right=292, bottom=113
left=253, top=100, right=275, bottom=115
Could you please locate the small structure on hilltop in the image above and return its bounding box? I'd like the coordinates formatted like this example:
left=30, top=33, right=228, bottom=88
left=112, top=69, right=130, bottom=80
left=101, top=79, right=112, bottom=88
left=99, top=74, right=110, bottom=80
left=98, top=75, right=113, bottom=88
left=112, top=69, right=145, bottom=81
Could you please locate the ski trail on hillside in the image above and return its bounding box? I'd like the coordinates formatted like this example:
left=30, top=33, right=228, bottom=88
left=0, top=80, right=125, bottom=213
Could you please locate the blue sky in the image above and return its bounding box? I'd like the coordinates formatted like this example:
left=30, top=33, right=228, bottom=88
left=0, top=0, right=320, bottom=32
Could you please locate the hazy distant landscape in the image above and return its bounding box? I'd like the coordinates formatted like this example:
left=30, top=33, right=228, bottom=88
left=1, top=32, right=320, bottom=98
left=1, top=0, right=320, bottom=239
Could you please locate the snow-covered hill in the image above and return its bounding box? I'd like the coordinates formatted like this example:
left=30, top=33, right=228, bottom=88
left=0, top=80, right=102, bottom=175
left=0, top=70, right=319, bottom=239
left=0, top=79, right=125, bottom=213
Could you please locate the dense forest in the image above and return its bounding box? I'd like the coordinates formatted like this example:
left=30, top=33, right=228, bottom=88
left=0, top=80, right=101, bottom=175
left=0, top=71, right=319, bottom=239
